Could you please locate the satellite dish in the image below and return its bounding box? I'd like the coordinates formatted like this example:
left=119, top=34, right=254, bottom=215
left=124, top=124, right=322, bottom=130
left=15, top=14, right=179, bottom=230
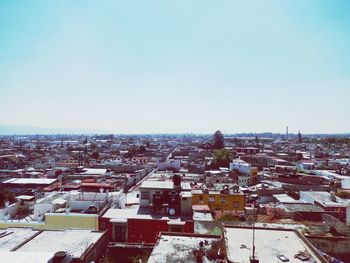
left=168, top=208, right=176, bottom=216
left=322, top=214, right=350, bottom=237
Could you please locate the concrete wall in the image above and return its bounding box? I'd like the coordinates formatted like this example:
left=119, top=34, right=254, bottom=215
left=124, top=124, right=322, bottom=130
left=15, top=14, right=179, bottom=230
left=0, top=203, right=18, bottom=219
left=34, top=203, right=53, bottom=220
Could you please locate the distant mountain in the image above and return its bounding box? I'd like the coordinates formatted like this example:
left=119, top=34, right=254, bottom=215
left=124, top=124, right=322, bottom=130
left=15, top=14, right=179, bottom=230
left=0, top=124, right=98, bottom=135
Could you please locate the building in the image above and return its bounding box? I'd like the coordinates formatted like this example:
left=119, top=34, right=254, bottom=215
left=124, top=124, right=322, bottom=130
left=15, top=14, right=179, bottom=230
left=300, top=191, right=350, bottom=224
left=147, top=232, right=222, bottom=263
left=0, top=227, right=109, bottom=263
left=230, top=159, right=258, bottom=186
left=223, top=224, right=327, bottom=263
left=0, top=191, right=123, bottom=230
left=191, top=188, right=245, bottom=211
left=100, top=175, right=194, bottom=244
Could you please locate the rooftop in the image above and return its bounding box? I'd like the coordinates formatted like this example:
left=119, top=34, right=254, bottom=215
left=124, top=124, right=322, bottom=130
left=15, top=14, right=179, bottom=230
left=103, top=205, right=191, bottom=221
left=0, top=252, right=52, bottom=263
left=224, top=226, right=325, bottom=263
left=1, top=178, right=57, bottom=185
left=148, top=233, right=221, bottom=263
left=16, top=229, right=104, bottom=258
left=140, top=180, right=191, bottom=190
left=0, top=228, right=40, bottom=251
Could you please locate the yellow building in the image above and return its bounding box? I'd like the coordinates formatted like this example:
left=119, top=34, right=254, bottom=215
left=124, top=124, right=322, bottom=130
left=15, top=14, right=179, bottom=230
left=191, top=189, right=245, bottom=211
left=249, top=167, right=258, bottom=186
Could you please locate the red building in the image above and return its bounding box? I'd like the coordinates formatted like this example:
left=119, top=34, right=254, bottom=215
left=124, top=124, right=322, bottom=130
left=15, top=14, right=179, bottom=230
left=100, top=205, right=194, bottom=244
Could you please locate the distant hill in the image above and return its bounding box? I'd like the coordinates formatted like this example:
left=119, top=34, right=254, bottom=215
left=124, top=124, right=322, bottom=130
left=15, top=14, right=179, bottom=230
left=0, top=124, right=98, bottom=135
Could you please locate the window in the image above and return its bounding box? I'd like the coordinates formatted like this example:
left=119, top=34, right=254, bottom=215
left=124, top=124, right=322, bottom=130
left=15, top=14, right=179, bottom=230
left=233, top=202, right=240, bottom=208
left=209, top=196, right=215, bottom=203
left=220, top=197, right=227, bottom=204
left=141, top=191, right=150, bottom=200
left=169, top=226, right=183, bottom=232
left=113, top=223, right=127, bottom=242
left=199, top=195, right=204, bottom=203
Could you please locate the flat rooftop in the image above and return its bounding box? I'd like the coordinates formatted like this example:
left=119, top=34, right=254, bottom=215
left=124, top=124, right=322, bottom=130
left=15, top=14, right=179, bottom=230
left=148, top=233, right=220, bottom=263
left=1, top=178, right=57, bottom=185
left=193, top=212, right=213, bottom=221
left=140, top=180, right=191, bottom=190
left=300, top=191, right=348, bottom=207
left=273, top=194, right=300, bottom=203
left=0, top=228, right=104, bottom=259
left=16, top=229, right=103, bottom=258
left=103, top=205, right=191, bottom=221
left=281, top=203, right=324, bottom=213
left=0, top=252, right=52, bottom=263
left=224, top=226, right=324, bottom=263
left=0, top=228, right=40, bottom=251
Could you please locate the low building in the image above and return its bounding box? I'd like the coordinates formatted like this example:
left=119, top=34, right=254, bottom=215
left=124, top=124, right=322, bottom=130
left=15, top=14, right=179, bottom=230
left=223, top=224, right=327, bottom=263
left=191, top=188, right=245, bottom=211
left=0, top=227, right=108, bottom=263
left=100, top=205, right=194, bottom=244
left=300, top=191, right=350, bottom=224
left=147, top=232, right=222, bottom=263
left=230, top=159, right=258, bottom=186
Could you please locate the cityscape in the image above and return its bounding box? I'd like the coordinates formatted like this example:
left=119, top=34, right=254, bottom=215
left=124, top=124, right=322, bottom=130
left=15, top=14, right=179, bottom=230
left=1, top=131, right=350, bottom=262
left=1, top=1, right=350, bottom=263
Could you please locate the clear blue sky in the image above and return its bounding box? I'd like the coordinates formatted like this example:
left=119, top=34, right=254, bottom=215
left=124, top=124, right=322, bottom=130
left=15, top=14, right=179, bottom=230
left=0, top=0, right=349, bottom=134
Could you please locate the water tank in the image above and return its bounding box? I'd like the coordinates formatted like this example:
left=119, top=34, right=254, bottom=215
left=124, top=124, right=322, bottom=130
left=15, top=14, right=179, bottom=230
left=47, top=251, right=72, bottom=263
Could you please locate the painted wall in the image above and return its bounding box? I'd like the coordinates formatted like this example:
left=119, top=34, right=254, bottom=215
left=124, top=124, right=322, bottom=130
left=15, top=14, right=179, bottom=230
left=0, top=213, right=99, bottom=230
left=192, top=193, right=245, bottom=211
left=100, top=217, right=194, bottom=244
left=44, top=213, right=99, bottom=230
left=127, top=218, right=194, bottom=243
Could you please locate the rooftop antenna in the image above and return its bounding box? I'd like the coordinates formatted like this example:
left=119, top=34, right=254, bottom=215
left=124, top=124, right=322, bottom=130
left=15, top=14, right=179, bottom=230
left=249, top=207, right=259, bottom=263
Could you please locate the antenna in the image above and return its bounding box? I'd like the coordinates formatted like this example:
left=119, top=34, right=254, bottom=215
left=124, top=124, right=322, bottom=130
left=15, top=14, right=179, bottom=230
left=248, top=207, right=259, bottom=262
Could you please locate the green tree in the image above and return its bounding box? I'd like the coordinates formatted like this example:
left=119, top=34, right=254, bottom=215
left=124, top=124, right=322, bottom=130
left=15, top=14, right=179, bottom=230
left=0, top=190, right=16, bottom=208
left=212, top=130, right=224, bottom=149
left=91, top=151, right=100, bottom=160
left=212, top=148, right=232, bottom=168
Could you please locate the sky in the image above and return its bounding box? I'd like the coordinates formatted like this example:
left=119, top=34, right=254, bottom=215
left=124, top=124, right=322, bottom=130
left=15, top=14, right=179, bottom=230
left=0, top=0, right=349, bottom=134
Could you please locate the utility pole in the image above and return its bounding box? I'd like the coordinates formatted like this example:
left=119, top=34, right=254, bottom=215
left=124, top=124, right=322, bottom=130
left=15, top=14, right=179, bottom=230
left=250, top=206, right=258, bottom=263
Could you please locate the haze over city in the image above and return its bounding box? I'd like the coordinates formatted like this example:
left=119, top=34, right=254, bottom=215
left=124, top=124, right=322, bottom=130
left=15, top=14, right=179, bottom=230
left=1, top=0, right=349, bottom=134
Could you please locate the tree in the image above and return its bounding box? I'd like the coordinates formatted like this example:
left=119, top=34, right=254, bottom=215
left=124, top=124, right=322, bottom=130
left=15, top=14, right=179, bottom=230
left=91, top=151, right=100, bottom=160
left=212, top=148, right=232, bottom=168
left=0, top=190, right=16, bottom=208
left=212, top=130, right=224, bottom=149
